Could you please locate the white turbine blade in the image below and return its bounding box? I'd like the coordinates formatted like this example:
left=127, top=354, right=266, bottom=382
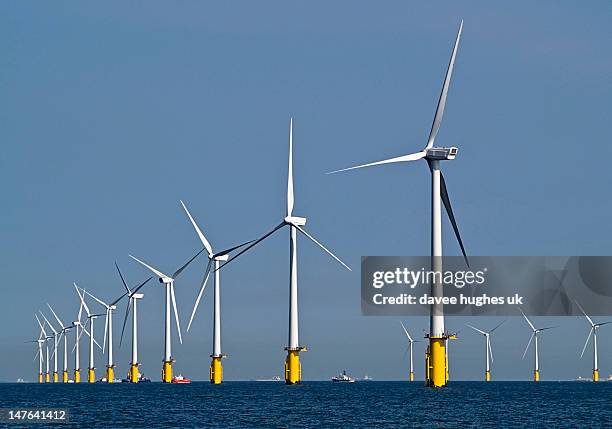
left=40, top=313, right=57, bottom=335
left=81, top=324, right=102, bottom=350
left=35, top=314, right=47, bottom=337
left=172, top=248, right=206, bottom=279
left=294, top=225, right=351, bottom=271
left=129, top=254, right=170, bottom=280
left=187, top=260, right=212, bottom=332
left=488, top=336, right=494, bottom=363
left=520, top=308, right=536, bottom=331
left=74, top=284, right=91, bottom=316
left=83, top=289, right=109, bottom=309
left=327, top=151, right=426, bottom=175
left=522, top=332, right=534, bottom=360
left=287, top=117, right=294, bottom=217
left=580, top=328, right=594, bottom=359
left=170, top=283, right=183, bottom=344
left=47, top=304, right=65, bottom=329
left=77, top=300, right=83, bottom=324
left=425, top=20, right=463, bottom=150
left=180, top=200, right=213, bottom=256
left=400, top=321, right=413, bottom=342
left=34, top=348, right=40, bottom=362
left=574, top=300, right=594, bottom=327
left=465, top=323, right=486, bottom=335
left=595, top=321, right=612, bottom=327
left=489, top=319, right=506, bottom=333
left=102, top=310, right=109, bottom=354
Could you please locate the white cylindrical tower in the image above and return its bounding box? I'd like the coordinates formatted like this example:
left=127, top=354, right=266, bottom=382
left=288, top=225, right=299, bottom=349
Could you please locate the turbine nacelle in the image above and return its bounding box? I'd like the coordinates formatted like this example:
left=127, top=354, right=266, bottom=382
left=426, top=147, right=458, bottom=161
left=159, top=277, right=173, bottom=284
left=214, top=254, right=229, bottom=262
left=132, top=293, right=144, bottom=299
left=285, top=216, right=307, bottom=226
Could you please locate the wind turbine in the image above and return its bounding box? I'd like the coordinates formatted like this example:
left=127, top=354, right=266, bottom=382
left=28, top=316, right=47, bottom=383
left=35, top=315, right=50, bottom=382
left=74, top=284, right=103, bottom=383
left=82, top=289, right=127, bottom=383
left=116, top=263, right=152, bottom=383
left=520, top=309, right=556, bottom=382
left=465, top=321, right=505, bottom=381
left=575, top=300, right=611, bottom=382
left=129, top=249, right=204, bottom=382
left=180, top=200, right=254, bottom=384
left=48, top=304, right=75, bottom=383
left=39, top=312, right=61, bottom=383
left=400, top=321, right=419, bottom=381
left=327, top=21, right=467, bottom=388
left=220, top=118, right=351, bottom=385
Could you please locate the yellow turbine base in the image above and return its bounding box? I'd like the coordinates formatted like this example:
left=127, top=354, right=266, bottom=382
left=534, top=370, right=539, bottom=382
left=74, top=370, right=80, bottom=383
left=285, top=350, right=302, bottom=385
left=88, top=368, right=95, bottom=383
left=45, top=373, right=50, bottom=383
left=426, top=337, right=447, bottom=387
left=485, top=371, right=491, bottom=382
left=409, top=371, right=414, bottom=382
left=53, top=372, right=58, bottom=383
left=593, top=369, right=599, bottom=382
left=130, top=364, right=139, bottom=383
left=38, top=374, right=43, bottom=383
left=210, top=357, right=223, bottom=384
left=106, top=366, right=114, bottom=383
left=62, top=371, right=68, bottom=383
left=162, top=361, right=173, bottom=383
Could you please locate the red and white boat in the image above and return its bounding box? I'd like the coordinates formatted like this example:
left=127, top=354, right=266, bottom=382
left=171, top=374, right=191, bottom=384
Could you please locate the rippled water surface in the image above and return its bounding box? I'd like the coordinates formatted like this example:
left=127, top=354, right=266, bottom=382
left=1, top=381, right=611, bottom=428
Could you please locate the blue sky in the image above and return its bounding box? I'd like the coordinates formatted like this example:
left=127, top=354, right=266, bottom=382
left=2, top=1, right=612, bottom=381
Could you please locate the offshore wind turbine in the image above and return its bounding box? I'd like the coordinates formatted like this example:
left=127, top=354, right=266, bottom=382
left=35, top=315, right=50, bottom=382
left=220, top=118, right=351, bottom=385
left=400, top=322, right=419, bottom=381
left=521, top=310, right=556, bottom=382
left=129, top=249, right=204, bottom=382
left=181, top=200, right=254, bottom=384
left=29, top=316, right=47, bottom=383
left=575, top=300, right=611, bottom=382
left=40, top=312, right=61, bottom=382
left=75, top=284, right=103, bottom=383
left=116, top=263, right=152, bottom=383
left=327, top=21, right=467, bottom=387
left=71, top=297, right=84, bottom=383
left=48, top=304, right=75, bottom=383
left=465, top=321, right=505, bottom=381
left=83, top=289, right=126, bottom=383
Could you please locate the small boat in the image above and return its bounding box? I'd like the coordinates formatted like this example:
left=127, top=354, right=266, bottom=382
left=121, top=372, right=152, bottom=383
left=254, top=376, right=282, bottom=382
left=171, top=374, right=191, bottom=384
left=332, top=370, right=356, bottom=383
left=362, top=375, right=373, bottom=381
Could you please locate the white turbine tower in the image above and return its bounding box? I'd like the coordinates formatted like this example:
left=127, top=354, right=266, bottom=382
left=116, top=263, right=152, bottom=383
left=220, top=118, right=351, bottom=385
left=521, top=309, right=556, bottom=382
left=129, top=249, right=204, bottom=383
left=39, top=312, right=61, bottom=383
left=181, top=200, right=254, bottom=384
left=400, top=321, right=419, bottom=381
left=35, top=315, right=51, bottom=382
left=74, top=284, right=103, bottom=383
left=465, top=321, right=505, bottom=381
left=82, top=289, right=127, bottom=383
left=327, top=21, right=467, bottom=387
left=47, top=304, right=75, bottom=383
left=575, top=300, right=611, bottom=382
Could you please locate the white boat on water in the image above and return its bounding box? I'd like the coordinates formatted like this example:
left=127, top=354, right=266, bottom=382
left=332, top=370, right=356, bottom=383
